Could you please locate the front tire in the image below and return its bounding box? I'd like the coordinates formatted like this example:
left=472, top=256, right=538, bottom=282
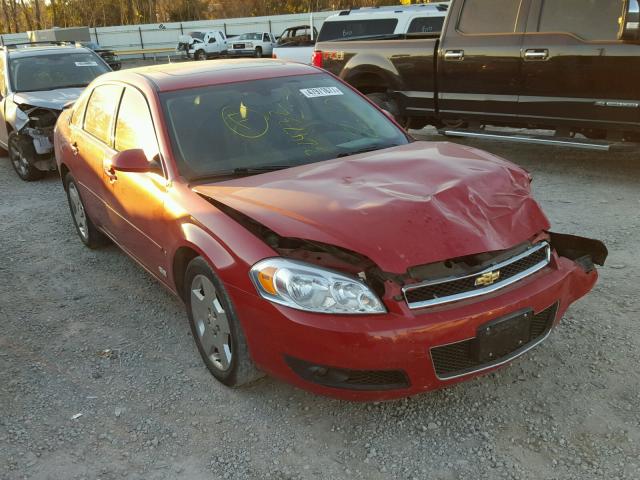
left=185, top=257, right=263, bottom=387
left=254, top=46, right=263, bottom=58
left=8, top=132, right=45, bottom=181
left=195, top=49, right=207, bottom=61
left=64, top=173, right=109, bottom=248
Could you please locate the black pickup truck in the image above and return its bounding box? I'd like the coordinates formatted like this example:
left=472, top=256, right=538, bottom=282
left=314, top=0, right=640, bottom=149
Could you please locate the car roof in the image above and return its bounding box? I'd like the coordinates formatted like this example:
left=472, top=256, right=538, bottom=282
left=329, top=2, right=448, bottom=19
left=4, top=44, right=92, bottom=58
left=102, top=59, right=319, bottom=93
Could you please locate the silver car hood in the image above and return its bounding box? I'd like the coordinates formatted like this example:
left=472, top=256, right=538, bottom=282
left=13, top=88, right=85, bottom=110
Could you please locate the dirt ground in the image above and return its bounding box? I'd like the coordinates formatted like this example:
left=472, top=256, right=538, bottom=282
left=1, top=130, right=639, bottom=480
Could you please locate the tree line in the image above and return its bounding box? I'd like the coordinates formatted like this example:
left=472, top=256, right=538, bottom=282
left=0, top=0, right=412, bottom=33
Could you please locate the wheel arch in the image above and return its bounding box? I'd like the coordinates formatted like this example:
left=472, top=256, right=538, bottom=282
left=59, top=163, right=70, bottom=189
left=171, top=223, right=237, bottom=302
left=341, top=57, right=402, bottom=95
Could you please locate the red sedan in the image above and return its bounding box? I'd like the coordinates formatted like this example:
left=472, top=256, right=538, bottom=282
left=54, top=60, right=607, bottom=400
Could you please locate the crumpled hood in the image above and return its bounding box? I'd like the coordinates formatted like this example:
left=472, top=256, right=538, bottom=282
left=13, top=88, right=85, bottom=110
left=194, top=142, right=550, bottom=273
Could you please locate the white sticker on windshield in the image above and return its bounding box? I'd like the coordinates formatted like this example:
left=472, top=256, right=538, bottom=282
left=299, top=87, right=343, bottom=98
left=75, top=61, right=98, bottom=67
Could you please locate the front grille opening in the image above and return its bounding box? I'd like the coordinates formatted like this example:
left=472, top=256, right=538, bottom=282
left=430, top=303, right=558, bottom=379
left=404, top=243, right=550, bottom=308
left=284, top=356, right=410, bottom=391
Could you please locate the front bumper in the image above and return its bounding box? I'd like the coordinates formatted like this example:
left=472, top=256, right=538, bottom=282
left=228, top=252, right=598, bottom=400
left=227, top=49, right=257, bottom=56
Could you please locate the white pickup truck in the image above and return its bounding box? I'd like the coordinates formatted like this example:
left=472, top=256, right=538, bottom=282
left=177, top=30, right=228, bottom=60
left=228, top=32, right=276, bottom=58
left=271, top=25, right=318, bottom=64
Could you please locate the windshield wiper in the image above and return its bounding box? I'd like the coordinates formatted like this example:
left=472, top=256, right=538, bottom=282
left=190, top=165, right=291, bottom=182
left=336, top=143, right=399, bottom=158
left=17, top=83, right=89, bottom=93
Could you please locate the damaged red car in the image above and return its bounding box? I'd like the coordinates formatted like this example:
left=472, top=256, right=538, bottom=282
left=54, top=60, right=607, bottom=400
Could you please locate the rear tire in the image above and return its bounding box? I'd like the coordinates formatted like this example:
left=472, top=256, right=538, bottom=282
left=64, top=172, right=110, bottom=248
left=366, top=92, right=408, bottom=128
left=8, top=132, right=45, bottom=181
left=185, top=257, right=264, bottom=387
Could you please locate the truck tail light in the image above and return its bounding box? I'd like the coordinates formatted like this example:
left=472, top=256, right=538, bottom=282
left=311, top=50, right=323, bottom=68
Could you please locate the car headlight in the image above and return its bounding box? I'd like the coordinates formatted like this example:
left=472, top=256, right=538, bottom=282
left=250, top=258, right=386, bottom=314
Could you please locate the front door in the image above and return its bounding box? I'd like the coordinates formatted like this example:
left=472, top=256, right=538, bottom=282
left=103, top=86, right=169, bottom=282
left=519, top=0, right=640, bottom=134
left=437, top=0, right=530, bottom=124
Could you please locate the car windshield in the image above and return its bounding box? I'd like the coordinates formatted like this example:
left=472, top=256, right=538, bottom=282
left=10, top=52, right=110, bottom=92
left=160, top=73, right=409, bottom=181
left=237, top=33, right=261, bottom=40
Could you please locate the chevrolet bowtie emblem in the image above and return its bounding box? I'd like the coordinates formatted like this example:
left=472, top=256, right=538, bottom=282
left=475, top=270, right=501, bottom=287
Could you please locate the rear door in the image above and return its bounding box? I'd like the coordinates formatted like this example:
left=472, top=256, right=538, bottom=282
left=519, top=0, right=639, bottom=134
left=72, top=84, right=123, bottom=231
left=437, top=0, right=530, bottom=123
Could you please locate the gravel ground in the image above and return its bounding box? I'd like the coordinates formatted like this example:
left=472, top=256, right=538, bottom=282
left=1, top=132, right=639, bottom=480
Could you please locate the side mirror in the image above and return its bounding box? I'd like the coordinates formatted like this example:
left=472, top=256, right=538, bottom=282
left=619, top=0, right=640, bottom=42
left=111, top=149, right=158, bottom=173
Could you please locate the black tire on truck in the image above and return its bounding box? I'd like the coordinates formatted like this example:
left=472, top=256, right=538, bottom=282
left=365, top=92, right=408, bottom=128
left=8, top=132, right=45, bottom=181
left=195, top=49, right=207, bottom=61
left=254, top=46, right=263, bottom=58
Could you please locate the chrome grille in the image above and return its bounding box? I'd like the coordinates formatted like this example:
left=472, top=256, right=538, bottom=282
left=403, top=242, right=551, bottom=309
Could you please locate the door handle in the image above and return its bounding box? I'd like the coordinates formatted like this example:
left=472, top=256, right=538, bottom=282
left=524, top=49, right=549, bottom=61
left=104, top=164, right=117, bottom=182
left=71, top=142, right=79, bottom=156
left=444, top=50, right=464, bottom=61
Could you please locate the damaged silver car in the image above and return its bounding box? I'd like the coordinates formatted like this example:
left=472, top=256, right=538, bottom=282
left=0, top=42, right=110, bottom=181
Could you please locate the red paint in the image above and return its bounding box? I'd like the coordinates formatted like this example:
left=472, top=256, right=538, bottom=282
left=54, top=60, right=599, bottom=400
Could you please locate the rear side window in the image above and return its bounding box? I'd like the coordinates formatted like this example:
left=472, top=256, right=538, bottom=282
left=458, top=0, right=522, bottom=34
left=83, top=84, right=123, bottom=145
left=115, top=88, right=158, bottom=159
left=317, top=19, right=399, bottom=41
left=407, top=16, right=445, bottom=34
left=537, top=0, right=623, bottom=41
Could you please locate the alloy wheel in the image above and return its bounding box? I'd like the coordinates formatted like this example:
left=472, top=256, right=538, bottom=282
left=9, top=136, right=29, bottom=177
left=190, top=274, right=233, bottom=371
left=68, top=182, right=89, bottom=241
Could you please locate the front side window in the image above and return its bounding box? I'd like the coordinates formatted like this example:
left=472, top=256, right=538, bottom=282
left=458, top=0, right=522, bottom=34
left=160, top=74, right=409, bottom=181
left=408, top=16, right=445, bottom=34
left=9, top=52, right=110, bottom=93
left=83, top=84, right=123, bottom=145
left=537, top=0, right=623, bottom=41
left=115, top=88, right=158, bottom=160
left=318, top=19, right=399, bottom=41
left=208, top=37, right=216, bottom=43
